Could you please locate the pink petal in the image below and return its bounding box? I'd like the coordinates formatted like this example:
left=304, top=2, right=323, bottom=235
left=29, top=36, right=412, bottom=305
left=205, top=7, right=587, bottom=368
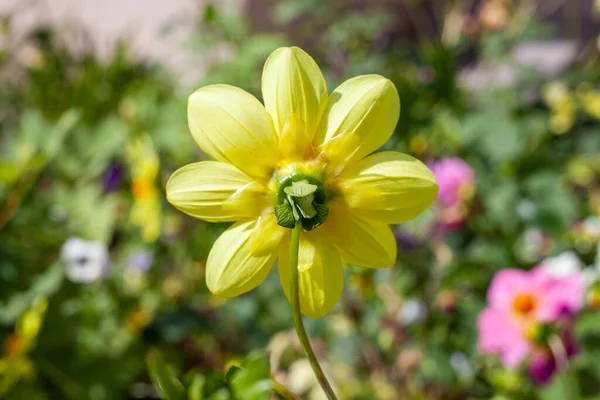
left=428, top=158, right=475, bottom=209
left=532, top=267, right=585, bottom=322
left=487, top=269, right=533, bottom=310
left=477, top=307, right=531, bottom=368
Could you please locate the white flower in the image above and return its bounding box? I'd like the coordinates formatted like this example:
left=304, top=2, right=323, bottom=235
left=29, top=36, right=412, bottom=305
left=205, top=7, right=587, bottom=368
left=397, top=298, right=427, bottom=326
left=541, top=251, right=583, bottom=278
left=542, top=249, right=600, bottom=287
left=60, top=237, right=109, bottom=283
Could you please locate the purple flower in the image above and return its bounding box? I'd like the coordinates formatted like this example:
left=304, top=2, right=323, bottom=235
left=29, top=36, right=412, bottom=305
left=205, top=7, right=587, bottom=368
left=529, top=330, right=577, bottom=385
left=126, top=250, right=154, bottom=273
left=103, top=162, right=124, bottom=192
left=395, top=230, right=418, bottom=252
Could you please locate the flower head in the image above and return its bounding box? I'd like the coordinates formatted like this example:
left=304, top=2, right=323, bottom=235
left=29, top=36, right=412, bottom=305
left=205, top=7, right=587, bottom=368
left=577, top=83, right=600, bottom=121
left=541, top=251, right=583, bottom=279
left=477, top=266, right=584, bottom=381
left=126, top=249, right=154, bottom=273
left=429, top=158, right=475, bottom=209
left=127, top=135, right=161, bottom=243
left=543, top=82, right=576, bottom=135
left=0, top=299, right=47, bottom=389
left=166, top=46, right=438, bottom=318
left=103, top=162, right=124, bottom=192
left=60, top=237, right=109, bottom=283
left=428, top=157, right=475, bottom=232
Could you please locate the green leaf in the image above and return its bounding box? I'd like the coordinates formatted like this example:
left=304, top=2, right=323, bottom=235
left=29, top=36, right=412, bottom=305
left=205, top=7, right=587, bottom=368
left=146, top=349, right=186, bottom=400
left=301, top=203, right=329, bottom=232
left=461, top=112, right=522, bottom=163
left=229, top=351, right=272, bottom=400
left=0, top=263, right=64, bottom=325
left=274, top=201, right=296, bottom=229
left=224, top=365, right=242, bottom=383
left=189, top=374, right=205, bottom=400
left=43, top=109, right=81, bottom=158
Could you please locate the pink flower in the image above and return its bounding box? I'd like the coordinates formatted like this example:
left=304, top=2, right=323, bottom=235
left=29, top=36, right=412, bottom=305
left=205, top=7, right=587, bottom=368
left=429, top=158, right=475, bottom=209
left=428, top=158, right=475, bottom=232
left=477, top=267, right=584, bottom=376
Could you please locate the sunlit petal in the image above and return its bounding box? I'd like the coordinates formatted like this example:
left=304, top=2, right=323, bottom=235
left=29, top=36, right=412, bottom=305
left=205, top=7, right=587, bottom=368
left=278, top=231, right=344, bottom=318
left=262, top=47, right=328, bottom=140
left=166, top=161, right=268, bottom=222
left=316, top=75, right=400, bottom=167
left=188, top=84, right=278, bottom=179
left=337, top=151, right=438, bottom=224
left=250, top=213, right=288, bottom=256
left=206, top=219, right=277, bottom=297
left=323, top=206, right=397, bottom=268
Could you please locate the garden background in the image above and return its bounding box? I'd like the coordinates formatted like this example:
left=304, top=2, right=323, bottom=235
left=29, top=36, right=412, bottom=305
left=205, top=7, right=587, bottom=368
left=1, top=0, right=600, bottom=399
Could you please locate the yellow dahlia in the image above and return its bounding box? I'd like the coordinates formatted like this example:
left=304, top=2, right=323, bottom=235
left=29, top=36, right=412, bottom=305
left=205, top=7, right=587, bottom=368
left=166, top=46, right=438, bottom=318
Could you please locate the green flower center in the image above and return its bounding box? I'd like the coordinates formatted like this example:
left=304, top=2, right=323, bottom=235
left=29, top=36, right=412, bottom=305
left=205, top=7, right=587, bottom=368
left=274, top=174, right=329, bottom=231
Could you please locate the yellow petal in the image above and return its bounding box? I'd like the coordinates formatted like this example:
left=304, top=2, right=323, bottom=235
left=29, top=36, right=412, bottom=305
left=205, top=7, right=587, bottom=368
left=316, top=75, right=400, bottom=167
left=221, top=181, right=271, bottom=217
left=262, top=47, right=328, bottom=140
left=166, top=161, right=268, bottom=222
left=206, top=219, right=277, bottom=297
left=250, top=213, right=288, bottom=256
left=188, top=84, right=278, bottom=179
left=322, top=206, right=397, bottom=269
left=337, top=151, right=438, bottom=224
left=278, top=115, right=316, bottom=161
left=278, top=231, right=344, bottom=318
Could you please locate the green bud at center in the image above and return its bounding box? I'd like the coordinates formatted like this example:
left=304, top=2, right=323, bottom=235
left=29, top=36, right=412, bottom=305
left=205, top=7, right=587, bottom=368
left=284, top=181, right=317, bottom=219
left=274, top=179, right=329, bottom=231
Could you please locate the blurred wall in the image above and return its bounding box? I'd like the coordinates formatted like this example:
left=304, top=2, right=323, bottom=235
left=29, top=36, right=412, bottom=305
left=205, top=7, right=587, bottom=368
left=0, top=0, right=246, bottom=85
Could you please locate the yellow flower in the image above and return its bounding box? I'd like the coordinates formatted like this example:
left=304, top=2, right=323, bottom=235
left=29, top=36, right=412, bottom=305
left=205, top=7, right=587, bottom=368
left=0, top=299, right=47, bottom=395
left=127, top=135, right=161, bottom=242
left=577, top=83, right=600, bottom=120
left=542, top=82, right=576, bottom=135
left=166, top=47, right=438, bottom=318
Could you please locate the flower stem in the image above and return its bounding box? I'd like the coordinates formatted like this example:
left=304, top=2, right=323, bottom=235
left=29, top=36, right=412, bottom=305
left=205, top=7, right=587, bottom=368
left=272, top=379, right=302, bottom=400
left=549, top=335, right=576, bottom=399
left=289, top=221, right=338, bottom=400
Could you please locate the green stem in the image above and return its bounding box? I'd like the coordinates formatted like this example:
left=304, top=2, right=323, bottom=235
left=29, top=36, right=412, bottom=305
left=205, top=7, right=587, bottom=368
left=549, top=335, right=576, bottom=399
left=272, top=379, right=302, bottom=400
left=289, top=221, right=338, bottom=400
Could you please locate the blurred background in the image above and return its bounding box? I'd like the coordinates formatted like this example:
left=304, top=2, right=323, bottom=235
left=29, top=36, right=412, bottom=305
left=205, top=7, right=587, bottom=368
left=0, top=0, right=599, bottom=399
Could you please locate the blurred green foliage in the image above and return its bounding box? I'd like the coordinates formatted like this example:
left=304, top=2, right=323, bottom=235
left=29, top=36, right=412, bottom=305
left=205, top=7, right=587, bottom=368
left=0, top=0, right=600, bottom=399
